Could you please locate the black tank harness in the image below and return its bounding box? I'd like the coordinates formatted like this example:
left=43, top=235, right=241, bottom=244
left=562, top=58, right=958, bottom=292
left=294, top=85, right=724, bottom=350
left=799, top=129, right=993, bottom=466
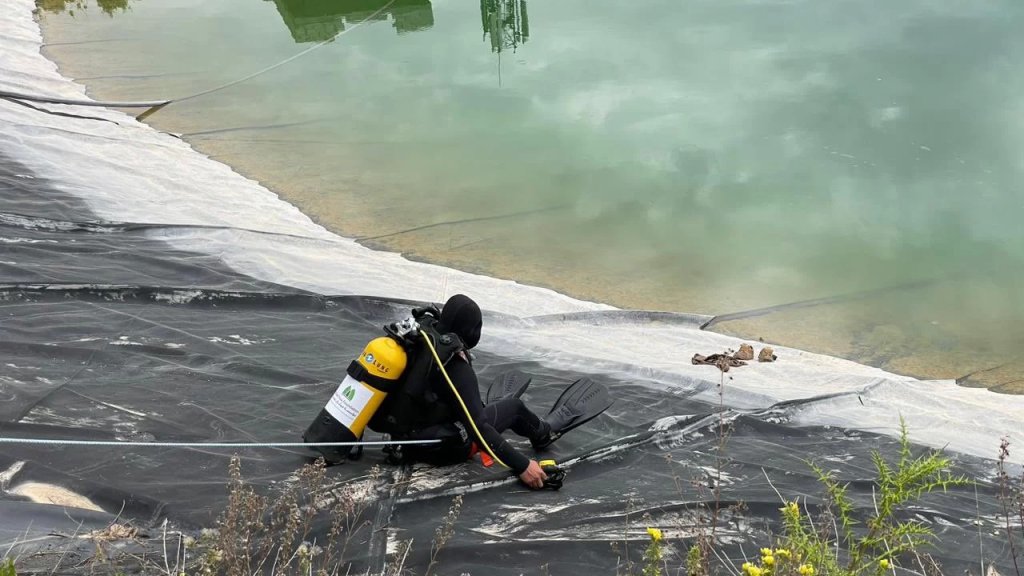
left=367, top=307, right=466, bottom=437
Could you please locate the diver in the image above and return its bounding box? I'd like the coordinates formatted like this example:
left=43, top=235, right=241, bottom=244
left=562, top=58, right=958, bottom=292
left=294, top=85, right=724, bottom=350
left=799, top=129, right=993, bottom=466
left=304, top=294, right=612, bottom=490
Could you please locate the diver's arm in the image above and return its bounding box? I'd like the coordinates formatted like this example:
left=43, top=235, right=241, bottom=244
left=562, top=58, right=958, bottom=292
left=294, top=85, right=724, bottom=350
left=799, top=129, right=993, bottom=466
left=444, top=359, right=533, bottom=475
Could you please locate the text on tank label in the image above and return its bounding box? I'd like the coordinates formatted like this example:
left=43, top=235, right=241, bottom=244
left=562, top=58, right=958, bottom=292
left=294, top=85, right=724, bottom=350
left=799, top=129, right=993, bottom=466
left=325, top=374, right=375, bottom=429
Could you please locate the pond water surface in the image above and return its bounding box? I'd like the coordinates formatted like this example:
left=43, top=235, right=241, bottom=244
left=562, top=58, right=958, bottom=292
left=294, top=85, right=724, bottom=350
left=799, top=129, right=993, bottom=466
left=35, top=0, right=1024, bottom=390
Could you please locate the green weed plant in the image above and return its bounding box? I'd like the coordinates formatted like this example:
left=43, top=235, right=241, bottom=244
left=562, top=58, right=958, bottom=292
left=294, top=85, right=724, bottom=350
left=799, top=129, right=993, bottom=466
left=746, top=419, right=969, bottom=576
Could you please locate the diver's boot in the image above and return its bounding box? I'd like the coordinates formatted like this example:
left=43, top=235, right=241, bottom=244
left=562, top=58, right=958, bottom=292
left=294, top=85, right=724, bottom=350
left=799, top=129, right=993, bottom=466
left=531, top=403, right=582, bottom=450
left=530, top=425, right=555, bottom=451
left=528, top=399, right=585, bottom=448
left=531, top=378, right=613, bottom=451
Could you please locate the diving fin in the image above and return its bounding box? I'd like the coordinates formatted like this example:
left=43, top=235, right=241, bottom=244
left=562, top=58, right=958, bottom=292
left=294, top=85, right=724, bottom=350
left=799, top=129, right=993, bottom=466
left=532, top=377, right=613, bottom=450
left=485, top=369, right=532, bottom=404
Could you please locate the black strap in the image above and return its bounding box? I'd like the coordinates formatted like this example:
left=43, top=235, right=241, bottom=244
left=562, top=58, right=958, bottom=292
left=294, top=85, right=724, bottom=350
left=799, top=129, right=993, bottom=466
left=347, top=360, right=402, bottom=393
left=365, top=319, right=465, bottom=435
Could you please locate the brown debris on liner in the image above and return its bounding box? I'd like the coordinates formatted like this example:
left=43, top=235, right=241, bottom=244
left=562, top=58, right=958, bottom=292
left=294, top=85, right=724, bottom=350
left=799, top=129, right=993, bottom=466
left=734, top=343, right=755, bottom=361
left=759, top=346, right=778, bottom=363
left=692, top=343, right=777, bottom=372
left=692, top=353, right=747, bottom=372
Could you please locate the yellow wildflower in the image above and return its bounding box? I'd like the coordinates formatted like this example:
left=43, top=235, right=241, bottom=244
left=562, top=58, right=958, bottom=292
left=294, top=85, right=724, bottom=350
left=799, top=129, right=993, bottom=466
left=780, top=501, right=800, bottom=517
left=879, top=559, right=890, bottom=570
left=742, top=562, right=754, bottom=573
left=646, top=527, right=663, bottom=542
left=775, top=549, right=791, bottom=559
left=761, top=548, right=773, bottom=556
left=748, top=566, right=763, bottom=576
left=798, top=564, right=814, bottom=576
left=763, top=555, right=775, bottom=567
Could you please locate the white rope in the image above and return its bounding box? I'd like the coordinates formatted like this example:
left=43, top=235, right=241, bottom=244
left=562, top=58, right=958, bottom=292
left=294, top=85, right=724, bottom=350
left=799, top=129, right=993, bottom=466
left=0, top=437, right=437, bottom=448
left=0, top=89, right=168, bottom=108
left=173, top=0, right=395, bottom=104
left=2, top=0, right=397, bottom=110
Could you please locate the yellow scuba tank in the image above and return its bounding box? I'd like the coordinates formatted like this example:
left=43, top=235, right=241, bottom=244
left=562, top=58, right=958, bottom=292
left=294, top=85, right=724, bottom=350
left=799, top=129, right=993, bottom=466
left=304, top=305, right=472, bottom=464
left=303, top=335, right=408, bottom=462
left=327, top=336, right=407, bottom=437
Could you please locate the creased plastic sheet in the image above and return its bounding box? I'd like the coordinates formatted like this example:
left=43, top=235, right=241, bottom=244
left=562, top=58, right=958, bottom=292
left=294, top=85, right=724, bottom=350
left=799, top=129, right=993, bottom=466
left=0, top=282, right=1017, bottom=573
left=1, top=0, right=1022, bottom=573
left=0, top=152, right=1019, bottom=574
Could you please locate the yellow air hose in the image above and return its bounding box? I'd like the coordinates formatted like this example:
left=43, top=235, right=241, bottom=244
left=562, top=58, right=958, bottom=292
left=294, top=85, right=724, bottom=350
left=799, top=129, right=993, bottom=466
left=420, top=331, right=509, bottom=469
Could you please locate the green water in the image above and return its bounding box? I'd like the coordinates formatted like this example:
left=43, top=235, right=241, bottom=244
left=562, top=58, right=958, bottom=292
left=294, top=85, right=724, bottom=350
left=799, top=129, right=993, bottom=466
left=37, top=0, right=1024, bottom=388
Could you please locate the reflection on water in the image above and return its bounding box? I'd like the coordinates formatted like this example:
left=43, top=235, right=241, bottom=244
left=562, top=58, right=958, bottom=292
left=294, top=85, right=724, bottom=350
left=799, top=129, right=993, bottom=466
left=37, top=0, right=133, bottom=17
left=481, top=0, right=528, bottom=53
left=267, top=0, right=433, bottom=43
left=31, top=0, right=1024, bottom=392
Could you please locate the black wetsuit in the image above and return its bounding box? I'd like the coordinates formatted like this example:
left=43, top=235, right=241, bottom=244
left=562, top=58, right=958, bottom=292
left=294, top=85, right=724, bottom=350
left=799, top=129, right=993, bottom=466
left=397, top=295, right=549, bottom=474
left=417, top=355, right=548, bottom=474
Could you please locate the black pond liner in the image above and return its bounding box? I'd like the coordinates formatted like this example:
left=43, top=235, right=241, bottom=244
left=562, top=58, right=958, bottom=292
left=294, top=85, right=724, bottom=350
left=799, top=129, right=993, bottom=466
left=0, top=153, right=1016, bottom=574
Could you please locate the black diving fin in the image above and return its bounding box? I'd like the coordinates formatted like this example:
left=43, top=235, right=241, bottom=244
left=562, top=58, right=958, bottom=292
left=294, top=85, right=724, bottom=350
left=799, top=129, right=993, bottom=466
left=532, top=377, right=613, bottom=450
left=485, top=369, right=532, bottom=404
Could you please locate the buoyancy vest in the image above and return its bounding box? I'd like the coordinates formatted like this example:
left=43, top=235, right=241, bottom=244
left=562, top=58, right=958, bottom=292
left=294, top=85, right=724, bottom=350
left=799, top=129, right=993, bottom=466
left=367, top=316, right=465, bottom=436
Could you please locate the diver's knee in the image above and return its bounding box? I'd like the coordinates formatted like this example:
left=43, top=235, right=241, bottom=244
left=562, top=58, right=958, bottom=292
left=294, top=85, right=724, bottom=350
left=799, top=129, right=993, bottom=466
left=490, top=396, right=526, bottom=412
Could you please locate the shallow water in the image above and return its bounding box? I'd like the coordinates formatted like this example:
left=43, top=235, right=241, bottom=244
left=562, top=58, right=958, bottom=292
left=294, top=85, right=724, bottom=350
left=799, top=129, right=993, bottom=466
left=34, top=0, right=1024, bottom=387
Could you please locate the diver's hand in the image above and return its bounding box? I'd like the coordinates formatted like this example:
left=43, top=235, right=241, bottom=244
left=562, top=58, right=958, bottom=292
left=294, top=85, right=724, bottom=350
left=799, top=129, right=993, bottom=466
left=519, top=460, right=548, bottom=490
